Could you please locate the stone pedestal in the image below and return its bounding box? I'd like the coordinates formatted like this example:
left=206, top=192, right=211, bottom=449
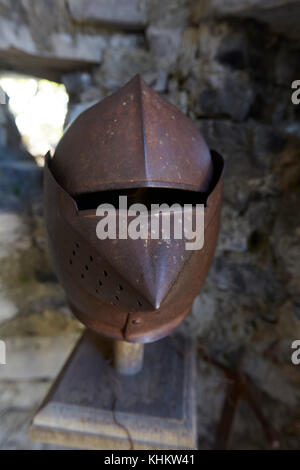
left=30, top=330, right=197, bottom=450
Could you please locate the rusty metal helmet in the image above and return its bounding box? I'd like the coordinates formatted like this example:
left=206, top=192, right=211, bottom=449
left=44, top=75, right=224, bottom=343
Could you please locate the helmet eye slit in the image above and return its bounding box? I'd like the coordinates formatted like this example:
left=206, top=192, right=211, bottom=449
left=74, top=187, right=207, bottom=212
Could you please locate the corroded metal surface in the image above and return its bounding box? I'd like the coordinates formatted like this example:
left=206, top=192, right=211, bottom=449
left=44, top=75, right=224, bottom=343
left=52, top=74, right=213, bottom=194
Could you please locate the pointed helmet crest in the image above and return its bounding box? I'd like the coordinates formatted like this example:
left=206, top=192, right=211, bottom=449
left=52, top=75, right=213, bottom=195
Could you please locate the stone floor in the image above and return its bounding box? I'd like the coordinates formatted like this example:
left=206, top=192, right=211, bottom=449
left=0, top=308, right=83, bottom=450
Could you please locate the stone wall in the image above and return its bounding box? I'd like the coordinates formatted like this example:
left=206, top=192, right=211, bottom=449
left=0, top=0, right=299, bottom=449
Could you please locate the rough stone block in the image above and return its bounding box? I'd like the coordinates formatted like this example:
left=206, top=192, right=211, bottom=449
left=68, top=0, right=148, bottom=30
left=192, top=0, right=300, bottom=39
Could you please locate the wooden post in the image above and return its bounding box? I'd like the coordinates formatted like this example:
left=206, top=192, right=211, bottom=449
left=113, top=340, right=144, bottom=375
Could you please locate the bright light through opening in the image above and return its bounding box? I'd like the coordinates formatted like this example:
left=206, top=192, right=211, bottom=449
left=0, top=74, right=69, bottom=165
